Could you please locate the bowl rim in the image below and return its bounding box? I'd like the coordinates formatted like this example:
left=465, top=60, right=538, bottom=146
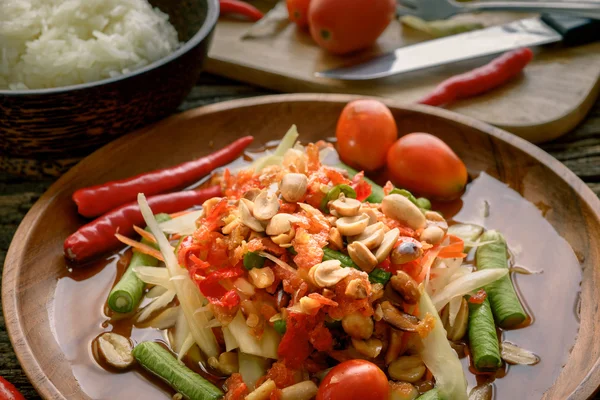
left=4, top=93, right=600, bottom=400
left=0, top=0, right=220, bottom=96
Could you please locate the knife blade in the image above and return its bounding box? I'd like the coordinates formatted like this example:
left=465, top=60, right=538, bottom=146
left=316, top=14, right=600, bottom=81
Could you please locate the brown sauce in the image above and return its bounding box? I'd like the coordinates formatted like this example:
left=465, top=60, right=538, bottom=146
left=52, top=164, right=581, bottom=399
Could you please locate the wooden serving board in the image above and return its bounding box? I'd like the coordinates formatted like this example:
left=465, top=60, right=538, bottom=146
left=205, top=3, right=600, bottom=143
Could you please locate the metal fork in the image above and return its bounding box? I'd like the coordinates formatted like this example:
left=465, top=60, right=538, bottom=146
left=397, top=0, right=600, bottom=21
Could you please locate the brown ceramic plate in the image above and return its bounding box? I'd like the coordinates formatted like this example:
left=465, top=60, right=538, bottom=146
left=3, top=94, right=600, bottom=400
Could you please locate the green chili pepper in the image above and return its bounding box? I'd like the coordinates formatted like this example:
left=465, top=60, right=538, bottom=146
left=243, top=252, right=265, bottom=270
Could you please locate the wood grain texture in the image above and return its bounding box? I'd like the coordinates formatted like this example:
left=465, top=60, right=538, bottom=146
left=206, top=3, right=600, bottom=143
left=1, top=76, right=600, bottom=399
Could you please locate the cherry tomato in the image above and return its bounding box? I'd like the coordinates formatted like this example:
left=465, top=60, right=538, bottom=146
left=336, top=99, right=398, bottom=172
left=286, top=0, right=311, bottom=28
left=386, top=132, right=468, bottom=200
left=317, top=360, right=389, bottom=400
left=308, top=0, right=395, bottom=55
left=0, top=377, right=25, bottom=400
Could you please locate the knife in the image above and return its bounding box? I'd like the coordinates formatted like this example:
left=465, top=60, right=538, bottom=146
left=316, top=14, right=600, bottom=80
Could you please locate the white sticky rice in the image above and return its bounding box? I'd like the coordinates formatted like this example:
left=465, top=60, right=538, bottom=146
left=0, top=0, right=181, bottom=90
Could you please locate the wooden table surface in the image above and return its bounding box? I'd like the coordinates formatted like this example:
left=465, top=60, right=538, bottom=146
left=1, top=74, right=599, bottom=399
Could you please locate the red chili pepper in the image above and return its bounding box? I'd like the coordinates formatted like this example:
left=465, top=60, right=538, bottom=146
left=195, top=266, right=244, bottom=308
left=219, top=0, right=264, bottom=21
left=73, top=136, right=253, bottom=218
left=418, top=48, right=534, bottom=107
left=350, top=171, right=372, bottom=202
left=469, top=288, right=488, bottom=304
left=0, top=377, right=25, bottom=400
left=64, top=185, right=222, bottom=263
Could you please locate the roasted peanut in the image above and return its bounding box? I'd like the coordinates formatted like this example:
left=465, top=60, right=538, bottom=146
left=249, top=267, right=275, bottom=288
left=336, top=213, right=370, bottom=236
left=280, top=173, right=308, bottom=203
left=419, top=226, right=445, bottom=245
left=328, top=227, right=344, bottom=251
left=375, top=228, right=400, bottom=263
left=391, top=239, right=423, bottom=265
left=388, top=356, right=426, bottom=383
left=330, top=195, right=362, bottom=217
left=352, top=337, right=383, bottom=358
left=390, top=271, right=420, bottom=304
left=342, top=312, right=374, bottom=340
left=382, top=194, right=426, bottom=230
left=345, top=278, right=368, bottom=299
left=347, top=241, right=378, bottom=272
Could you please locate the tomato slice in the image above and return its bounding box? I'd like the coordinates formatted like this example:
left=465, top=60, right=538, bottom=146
left=317, top=360, right=389, bottom=400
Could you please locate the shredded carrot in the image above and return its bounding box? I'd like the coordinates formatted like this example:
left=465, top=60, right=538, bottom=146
left=170, top=210, right=194, bottom=218
left=115, top=233, right=164, bottom=261
left=170, top=233, right=182, bottom=241
left=416, top=246, right=441, bottom=283
left=133, top=225, right=157, bottom=244
left=438, top=235, right=466, bottom=258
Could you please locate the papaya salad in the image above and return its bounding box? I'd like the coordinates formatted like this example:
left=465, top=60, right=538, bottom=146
left=65, top=102, right=539, bottom=400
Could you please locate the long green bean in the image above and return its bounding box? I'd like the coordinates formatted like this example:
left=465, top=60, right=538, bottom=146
left=468, top=298, right=502, bottom=371
left=133, top=342, right=223, bottom=400
left=322, top=247, right=359, bottom=269
left=476, top=230, right=526, bottom=328
left=107, top=213, right=170, bottom=313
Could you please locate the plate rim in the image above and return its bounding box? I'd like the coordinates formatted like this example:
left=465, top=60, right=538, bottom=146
left=4, top=93, right=600, bottom=400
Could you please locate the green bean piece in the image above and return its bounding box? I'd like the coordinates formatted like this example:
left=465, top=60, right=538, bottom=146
left=468, top=298, right=502, bottom=371
left=107, top=213, right=170, bottom=313
left=243, top=251, right=265, bottom=270
left=416, top=197, right=432, bottom=210
left=368, top=268, right=392, bottom=285
left=133, top=342, right=223, bottom=400
left=274, top=320, right=287, bottom=335
left=337, top=163, right=384, bottom=203
left=320, top=184, right=357, bottom=212
left=416, top=388, right=443, bottom=400
left=322, top=247, right=359, bottom=269
left=476, top=230, right=526, bottom=328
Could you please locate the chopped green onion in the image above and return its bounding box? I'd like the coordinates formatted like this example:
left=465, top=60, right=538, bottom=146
left=369, top=268, right=392, bottom=285
left=133, top=341, right=223, bottom=400
left=320, top=184, right=356, bottom=212
left=107, top=213, right=170, bottom=314
left=287, top=247, right=298, bottom=256
left=274, top=320, right=287, bottom=335
left=322, top=247, right=359, bottom=269
left=337, top=163, right=384, bottom=203
left=243, top=252, right=265, bottom=270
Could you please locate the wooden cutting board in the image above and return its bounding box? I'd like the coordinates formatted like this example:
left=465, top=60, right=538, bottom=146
left=205, top=2, right=600, bottom=143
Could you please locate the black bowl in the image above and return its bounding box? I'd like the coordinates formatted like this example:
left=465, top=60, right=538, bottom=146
left=0, top=0, right=219, bottom=178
